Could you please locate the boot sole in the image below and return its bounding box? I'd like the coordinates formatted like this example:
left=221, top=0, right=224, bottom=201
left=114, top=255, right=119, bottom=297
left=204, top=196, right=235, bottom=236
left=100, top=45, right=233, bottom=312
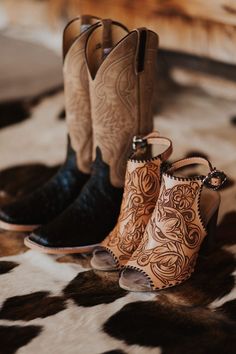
left=24, top=236, right=100, bottom=254
left=0, top=220, right=39, bottom=232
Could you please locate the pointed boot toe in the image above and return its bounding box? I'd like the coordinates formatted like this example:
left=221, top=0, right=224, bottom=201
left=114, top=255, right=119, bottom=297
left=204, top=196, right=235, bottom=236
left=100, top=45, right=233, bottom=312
left=91, top=248, right=118, bottom=271
left=25, top=232, right=47, bottom=249
left=25, top=226, right=69, bottom=254
left=0, top=202, right=40, bottom=232
left=0, top=206, right=16, bottom=223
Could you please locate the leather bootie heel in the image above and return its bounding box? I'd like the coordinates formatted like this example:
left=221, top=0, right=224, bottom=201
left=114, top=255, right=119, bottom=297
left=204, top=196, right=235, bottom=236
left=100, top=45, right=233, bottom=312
left=91, top=132, right=172, bottom=270
left=119, top=157, right=226, bottom=292
left=25, top=22, right=159, bottom=254
left=0, top=16, right=100, bottom=232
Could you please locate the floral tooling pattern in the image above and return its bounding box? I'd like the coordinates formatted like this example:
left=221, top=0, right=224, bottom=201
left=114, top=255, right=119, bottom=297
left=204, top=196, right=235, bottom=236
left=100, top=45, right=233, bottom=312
left=103, top=160, right=161, bottom=267
left=90, top=30, right=157, bottom=187
left=129, top=179, right=205, bottom=289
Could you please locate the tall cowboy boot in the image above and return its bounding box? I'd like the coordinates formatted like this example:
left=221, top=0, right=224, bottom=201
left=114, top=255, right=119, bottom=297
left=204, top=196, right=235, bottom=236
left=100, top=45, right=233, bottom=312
left=0, top=16, right=99, bottom=232
left=25, top=21, right=158, bottom=254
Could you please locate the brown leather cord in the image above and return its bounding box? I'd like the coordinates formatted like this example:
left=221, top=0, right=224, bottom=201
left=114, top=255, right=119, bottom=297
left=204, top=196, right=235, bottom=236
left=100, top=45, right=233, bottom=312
left=101, top=19, right=113, bottom=57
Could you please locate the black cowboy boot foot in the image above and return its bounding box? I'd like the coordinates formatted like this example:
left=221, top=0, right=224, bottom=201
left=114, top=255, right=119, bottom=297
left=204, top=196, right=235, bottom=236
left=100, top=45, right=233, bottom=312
left=24, top=148, right=123, bottom=252
left=0, top=141, right=89, bottom=232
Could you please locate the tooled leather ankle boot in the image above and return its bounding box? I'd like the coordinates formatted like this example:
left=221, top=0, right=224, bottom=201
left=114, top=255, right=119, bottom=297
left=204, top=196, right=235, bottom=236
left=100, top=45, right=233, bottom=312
left=24, top=21, right=159, bottom=254
left=91, top=132, right=172, bottom=271
left=119, top=157, right=226, bottom=292
left=0, top=16, right=99, bottom=232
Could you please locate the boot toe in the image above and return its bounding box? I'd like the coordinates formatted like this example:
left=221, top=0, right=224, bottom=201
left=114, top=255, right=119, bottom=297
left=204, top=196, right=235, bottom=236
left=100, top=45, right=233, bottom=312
left=119, top=268, right=152, bottom=292
left=0, top=208, right=14, bottom=223
left=0, top=201, right=33, bottom=225
left=28, top=230, right=52, bottom=248
left=91, top=248, right=118, bottom=271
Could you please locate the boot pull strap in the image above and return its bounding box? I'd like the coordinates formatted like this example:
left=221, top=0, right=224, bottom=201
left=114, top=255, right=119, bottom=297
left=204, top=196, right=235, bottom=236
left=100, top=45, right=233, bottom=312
left=132, top=131, right=172, bottom=162
left=81, top=14, right=99, bottom=32
left=168, top=157, right=213, bottom=172
left=135, top=28, right=147, bottom=73
left=166, top=157, right=227, bottom=190
left=63, top=15, right=100, bottom=60
left=101, top=19, right=113, bottom=58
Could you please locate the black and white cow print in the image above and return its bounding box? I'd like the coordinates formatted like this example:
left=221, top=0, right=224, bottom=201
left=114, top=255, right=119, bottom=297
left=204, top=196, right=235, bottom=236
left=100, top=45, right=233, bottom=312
left=0, top=81, right=236, bottom=354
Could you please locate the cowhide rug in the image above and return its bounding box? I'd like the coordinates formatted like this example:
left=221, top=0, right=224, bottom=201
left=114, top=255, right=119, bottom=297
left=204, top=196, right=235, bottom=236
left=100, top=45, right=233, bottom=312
left=0, top=85, right=236, bottom=354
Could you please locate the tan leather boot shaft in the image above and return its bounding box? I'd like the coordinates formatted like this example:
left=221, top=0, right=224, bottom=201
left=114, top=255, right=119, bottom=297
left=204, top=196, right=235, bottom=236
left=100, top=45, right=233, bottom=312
left=86, top=23, right=158, bottom=187
left=63, top=16, right=99, bottom=173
